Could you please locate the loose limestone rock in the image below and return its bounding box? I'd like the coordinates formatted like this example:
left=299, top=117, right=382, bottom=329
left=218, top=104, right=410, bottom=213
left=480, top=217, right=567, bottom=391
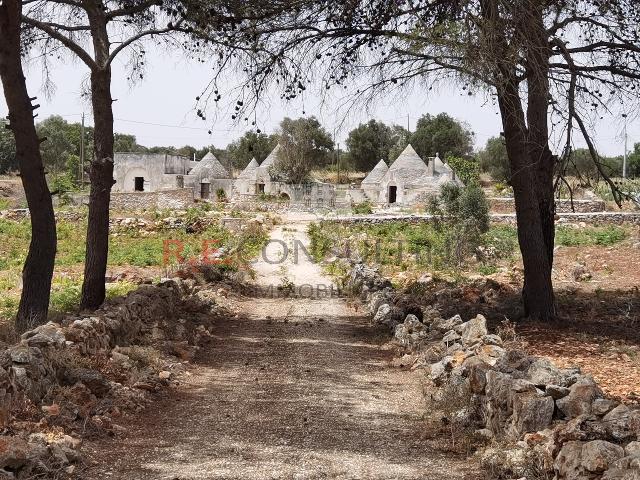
left=460, top=314, right=488, bottom=346
left=431, top=314, right=463, bottom=334
left=476, top=344, right=506, bottom=367
left=557, top=376, right=602, bottom=419
left=592, top=398, right=619, bottom=417
left=625, top=442, right=640, bottom=457
left=602, top=405, right=640, bottom=441
left=394, top=314, right=428, bottom=348
left=526, top=358, right=580, bottom=388
left=510, top=391, right=555, bottom=439
left=581, top=440, right=625, bottom=473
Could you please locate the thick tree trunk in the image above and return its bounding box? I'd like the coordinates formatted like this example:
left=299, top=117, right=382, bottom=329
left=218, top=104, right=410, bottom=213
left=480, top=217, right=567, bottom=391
left=80, top=67, right=114, bottom=309
left=481, top=0, right=556, bottom=321
left=497, top=76, right=556, bottom=322
left=0, top=0, right=57, bottom=332
left=524, top=1, right=556, bottom=270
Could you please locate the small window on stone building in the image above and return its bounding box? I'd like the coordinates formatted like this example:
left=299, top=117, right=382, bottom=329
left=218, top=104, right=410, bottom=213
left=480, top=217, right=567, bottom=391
left=134, top=177, right=144, bottom=191
left=176, top=175, right=184, bottom=189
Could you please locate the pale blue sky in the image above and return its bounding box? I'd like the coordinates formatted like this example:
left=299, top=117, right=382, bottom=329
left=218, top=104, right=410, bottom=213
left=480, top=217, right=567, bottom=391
left=1, top=47, right=637, bottom=157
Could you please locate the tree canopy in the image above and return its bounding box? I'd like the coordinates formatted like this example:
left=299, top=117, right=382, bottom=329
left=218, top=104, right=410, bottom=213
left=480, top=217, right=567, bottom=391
left=478, top=136, right=510, bottom=183
left=187, top=0, right=640, bottom=321
left=345, top=120, right=406, bottom=171
left=409, top=114, right=473, bottom=161
left=273, top=117, right=334, bottom=183
left=227, top=131, right=278, bottom=169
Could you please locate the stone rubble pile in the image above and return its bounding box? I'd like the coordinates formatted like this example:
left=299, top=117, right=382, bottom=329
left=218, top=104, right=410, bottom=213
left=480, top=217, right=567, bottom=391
left=0, top=277, right=220, bottom=478
left=348, top=261, right=640, bottom=480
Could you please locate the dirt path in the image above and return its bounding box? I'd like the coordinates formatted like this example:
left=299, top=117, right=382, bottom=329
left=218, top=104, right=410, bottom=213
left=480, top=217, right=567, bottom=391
left=82, top=220, right=477, bottom=479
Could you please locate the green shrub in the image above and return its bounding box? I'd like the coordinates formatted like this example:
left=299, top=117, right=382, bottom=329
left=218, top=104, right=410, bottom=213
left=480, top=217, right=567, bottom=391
left=49, top=277, right=82, bottom=314
left=447, top=156, right=480, bottom=185
left=352, top=201, right=373, bottom=215
left=308, top=222, right=334, bottom=261
left=428, top=183, right=490, bottom=266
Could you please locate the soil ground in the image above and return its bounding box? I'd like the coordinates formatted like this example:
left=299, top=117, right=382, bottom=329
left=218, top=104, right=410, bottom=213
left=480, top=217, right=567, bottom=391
left=427, top=236, right=640, bottom=403
left=81, top=221, right=478, bottom=479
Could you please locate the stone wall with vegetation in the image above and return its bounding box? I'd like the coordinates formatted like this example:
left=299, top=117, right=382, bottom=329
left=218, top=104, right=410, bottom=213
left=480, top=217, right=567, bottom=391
left=329, top=212, right=640, bottom=226
left=348, top=262, right=640, bottom=479
left=490, top=197, right=607, bottom=214
left=0, top=277, right=221, bottom=478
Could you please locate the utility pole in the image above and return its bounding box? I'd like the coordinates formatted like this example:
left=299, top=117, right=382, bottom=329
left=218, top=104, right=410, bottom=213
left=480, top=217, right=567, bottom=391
left=407, top=114, right=410, bottom=133
left=337, top=142, right=340, bottom=184
left=80, top=112, right=85, bottom=184
left=622, top=113, right=628, bottom=179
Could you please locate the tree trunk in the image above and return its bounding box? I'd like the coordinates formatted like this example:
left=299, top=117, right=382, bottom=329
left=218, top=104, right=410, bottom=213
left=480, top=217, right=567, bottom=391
left=496, top=75, right=556, bottom=322
left=80, top=67, right=114, bottom=309
left=0, top=0, right=57, bottom=332
left=481, top=0, right=556, bottom=321
left=524, top=0, right=556, bottom=270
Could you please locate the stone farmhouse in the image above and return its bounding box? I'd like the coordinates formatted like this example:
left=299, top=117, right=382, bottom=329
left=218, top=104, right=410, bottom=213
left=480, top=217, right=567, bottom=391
left=360, top=144, right=462, bottom=205
left=112, top=151, right=234, bottom=200
left=111, top=142, right=461, bottom=209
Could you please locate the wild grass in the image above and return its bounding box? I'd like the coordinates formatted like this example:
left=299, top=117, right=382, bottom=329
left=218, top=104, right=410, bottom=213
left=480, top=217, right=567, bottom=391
left=555, top=225, right=627, bottom=246
left=307, top=220, right=627, bottom=281
left=0, top=212, right=269, bottom=329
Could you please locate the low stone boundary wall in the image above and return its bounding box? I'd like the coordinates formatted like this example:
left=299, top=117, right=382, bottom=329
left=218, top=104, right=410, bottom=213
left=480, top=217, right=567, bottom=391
left=326, top=211, right=640, bottom=225
left=490, top=197, right=606, bottom=213
left=110, top=189, right=195, bottom=210
left=347, top=262, right=640, bottom=479
left=0, top=278, right=216, bottom=476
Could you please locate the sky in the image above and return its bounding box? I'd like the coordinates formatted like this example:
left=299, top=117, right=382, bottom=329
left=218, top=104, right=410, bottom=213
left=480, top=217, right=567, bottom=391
left=1, top=47, right=638, bottom=158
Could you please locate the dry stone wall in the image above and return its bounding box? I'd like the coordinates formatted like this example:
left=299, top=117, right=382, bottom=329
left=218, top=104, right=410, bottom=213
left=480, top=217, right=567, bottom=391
left=347, top=262, right=640, bottom=479
left=490, top=197, right=607, bottom=214
left=328, top=211, right=640, bottom=226
left=0, top=278, right=217, bottom=478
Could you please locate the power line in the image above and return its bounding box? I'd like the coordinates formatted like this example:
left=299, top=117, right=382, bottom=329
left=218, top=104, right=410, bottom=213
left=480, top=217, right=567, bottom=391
left=113, top=117, right=214, bottom=131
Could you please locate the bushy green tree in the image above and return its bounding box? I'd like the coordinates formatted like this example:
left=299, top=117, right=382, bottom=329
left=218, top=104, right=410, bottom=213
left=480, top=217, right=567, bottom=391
left=274, top=116, right=334, bottom=183
left=36, top=115, right=80, bottom=174
left=0, top=119, right=17, bottom=173
left=478, top=136, right=510, bottom=182
left=227, top=131, right=278, bottom=169
left=345, top=120, right=406, bottom=171
left=409, top=113, right=473, bottom=161
left=114, top=133, right=145, bottom=153
left=626, top=143, right=640, bottom=178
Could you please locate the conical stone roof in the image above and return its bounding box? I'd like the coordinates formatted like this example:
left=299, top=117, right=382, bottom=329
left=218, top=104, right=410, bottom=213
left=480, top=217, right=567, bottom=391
left=260, top=144, right=281, bottom=167
left=190, top=151, right=230, bottom=179
left=389, top=144, right=428, bottom=172
left=362, top=159, right=389, bottom=185
left=238, top=157, right=259, bottom=179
